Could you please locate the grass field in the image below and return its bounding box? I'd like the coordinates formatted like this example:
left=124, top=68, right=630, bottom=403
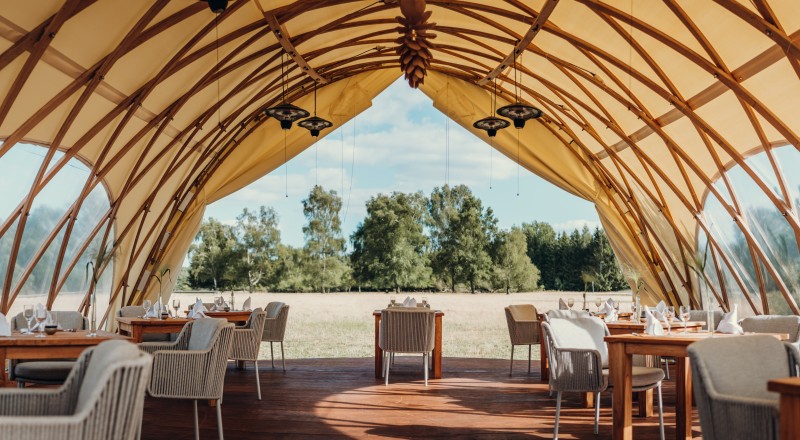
left=172, top=290, right=633, bottom=360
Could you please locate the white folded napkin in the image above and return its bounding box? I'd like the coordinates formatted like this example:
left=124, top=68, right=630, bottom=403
left=603, top=301, right=618, bottom=322
left=558, top=298, right=568, bottom=310
left=243, top=297, right=251, bottom=311
left=0, top=312, right=10, bottom=336
left=655, top=300, right=667, bottom=315
left=188, top=298, right=207, bottom=319
left=644, top=307, right=664, bottom=335
left=402, top=296, right=416, bottom=307
left=716, top=304, right=743, bottom=334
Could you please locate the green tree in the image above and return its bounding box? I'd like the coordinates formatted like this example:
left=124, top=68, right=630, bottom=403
left=302, top=185, right=346, bottom=292
left=232, top=206, right=281, bottom=292
left=428, top=184, right=496, bottom=293
left=521, top=221, right=558, bottom=289
left=491, top=227, right=540, bottom=293
left=188, top=218, right=237, bottom=290
left=272, top=245, right=310, bottom=292
left=350, top=192, right=431, bottom=292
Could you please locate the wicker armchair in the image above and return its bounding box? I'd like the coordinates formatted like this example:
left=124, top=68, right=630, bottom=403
left=504, top=304, right=540, bottom=376
left=139, top=318, right=234, bottom=440
left=229, top=308, right=267, bottom=400
left=10, top=311, right=88, bottom=387
left=687, top=335, right=795, bottom=440
left=262, top=302, right=290, bottom=371
left=379, top=308, right=436, bottom=386
left=542, top=317, right=665, bottom=440
left=741, top=315, right=800, bottom=343
left=0, top=340, right=151, bottom=440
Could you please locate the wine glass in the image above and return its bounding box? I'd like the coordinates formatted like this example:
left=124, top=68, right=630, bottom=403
left=594, top=298, right=602, bottom=314
left=23, top=305, right=34, bottom=334
left=35, top=307, right=47, bottom=338
left=567, top=298, right=574, bottom=310
left=390, top=296, right=397, bottom=307
left=665, top=306, right=675, bottom=334
left=172, top=298, right=181, bottom=317
left=421, top=297, right=428, bottom=308
left=142, top=300, right=151, bottom=319
left=679, top=305, right=691, bottom=333
left=215, top=296, right=224, bottom=311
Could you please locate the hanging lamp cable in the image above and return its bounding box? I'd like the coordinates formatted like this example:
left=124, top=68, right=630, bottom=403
left=215, top=12, right=221, bottom=129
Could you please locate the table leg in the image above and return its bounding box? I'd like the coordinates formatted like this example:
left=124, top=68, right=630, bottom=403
left=374, top=315, right=382, bottom=379
left=132, top=325, right=144, bottom=343
left=539, top=321, right=549, bottom=382
left=637, top=390, right=653, bottom=417
left=433, top=314, right=443, bottom=379
left=0, top=348, right=7, bottom=387
left=675, top=357, right=693, bottom=440
left=609, top=341, right=633, bottom=440
left=779, top=394, right=800, bottom=440
left=583, top=392, right=594, bottom=408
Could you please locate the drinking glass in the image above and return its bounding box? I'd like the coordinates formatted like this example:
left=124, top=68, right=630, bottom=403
left=172, top=298, right=181, bottom=317
left=594, top=298, right=602, bottom=314
left=421, top=297, right=428, bottom=308
left=23, top=305, right=34, bottom=334
left=142, top=300, right=151, bottom=319
left=630, top=303, right=638, bottom=322
left=215, top=296, right=224, bottom=310
left=665, top=306, right=675, bottom=334
left=390, top=296, right=397, bottom=307
left=679, top=305, right=691, bottom=333
left=567, top=298, right=574, bottom=310
left=35, top=308, right=47, bottom=338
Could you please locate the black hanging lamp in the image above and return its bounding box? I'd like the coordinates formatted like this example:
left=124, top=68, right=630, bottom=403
left=496, top=49, right=542, bottom=128
left=474, top=79, right=509, bottom=137
left=206, top=0, right=228, bottom=13
left=265, top=52, right=309, bottom=130
left=298, top=80, right=333, bottom=137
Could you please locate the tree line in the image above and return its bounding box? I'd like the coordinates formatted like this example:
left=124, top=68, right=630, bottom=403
left=186, top=184, right=627, bottom=293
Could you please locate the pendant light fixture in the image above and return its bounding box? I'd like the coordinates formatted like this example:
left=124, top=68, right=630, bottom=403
left=496, top=47, right=542, bottom=128
left=265, top=52, right=309, bottom=130
left=473, top=79, right=509, bottom=137
left=298, top=80, right=333, bottom=137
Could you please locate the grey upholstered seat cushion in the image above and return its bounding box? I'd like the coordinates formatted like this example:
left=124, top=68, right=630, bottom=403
left=14, top=361, right=75, bottom=382
left=741, top=315, right=800, bottom=343
left=545, top=309, right=591, bottom=321
left=188, top=318, right=227, bottom=351
left=604, top=366, right=665, bottom=388
left=11, top=311, right=88, bottom=331
left=76, top=340, right=142, bottom=413
left=118, top=306, right=145, bottom=318
left=688, top=310, right=724, bottom=330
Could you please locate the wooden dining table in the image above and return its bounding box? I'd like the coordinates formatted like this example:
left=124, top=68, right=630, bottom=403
left=373, top=309, right=444, bottom=379
left=0, top=330, right=130, bottom=386
left=606, top=332, right=790, bottom=440
left=768, top=377, right=800, bottom=439
left=185, top=310, right=252, bottom=324
left=116, top=317, right=191, bottom=343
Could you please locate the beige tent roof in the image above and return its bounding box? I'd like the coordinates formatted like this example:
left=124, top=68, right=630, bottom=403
left=2, top=0, right=800, bottom=323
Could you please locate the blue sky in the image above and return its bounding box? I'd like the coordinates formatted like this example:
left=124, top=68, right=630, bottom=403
left=205, top=78, right=601, bottom=248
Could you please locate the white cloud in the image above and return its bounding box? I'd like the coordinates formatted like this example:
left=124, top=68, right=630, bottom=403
left=552, top=219, right=602, bottom=233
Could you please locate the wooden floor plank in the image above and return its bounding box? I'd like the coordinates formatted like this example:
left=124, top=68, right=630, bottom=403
left=141, top=357, right=701, bottom=439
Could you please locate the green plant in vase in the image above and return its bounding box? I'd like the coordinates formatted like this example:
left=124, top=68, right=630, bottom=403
left=621, top=264, right=644, bottom=316
left=685, top=241, right=712, bottom=334
left=85, top=245, right=115, bottom=337
left=151, top=267, right=171, bottom=316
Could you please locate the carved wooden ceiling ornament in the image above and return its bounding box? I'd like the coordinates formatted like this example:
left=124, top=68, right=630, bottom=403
left=395, top=0, right=436, bottom=88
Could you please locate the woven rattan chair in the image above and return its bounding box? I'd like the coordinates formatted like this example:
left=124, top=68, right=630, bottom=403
left=138, top=318, right=234, bottom=440
left=229, top=308, right=267, bottom=400
left=0, top=340, right=151, bottom=440
left=687, top=335, right=796, bottom=440
left=262, top=302, right=290, bottom=371
left=544, top=309, right=590, bottom=321
left=542, top=317, right=665, bottom=440
left=379, top=307, right=436, bottom=386
left=10, top=311, right=88, bottom=387
left=741, top=315, right=800, bottom=343
left=504, top=304, right=540, bottom=375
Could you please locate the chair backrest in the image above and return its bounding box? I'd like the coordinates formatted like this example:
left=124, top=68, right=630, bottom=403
left=188, top=318, right=229, bottom=351
left=504, top=305, right=539, bottom=345
left=545, top=309, right=591, bottom=321
left=507, top=304, right=538, bottom=321
left=262, top=303, right=290, bottom=341
left=76, top=340, right=148, bottom=412
left=546, top=316, right=609, bottom=367
left=379, top=308, right=435, bottom=353
left=688, top=335, right=789, bottom=440
left=11, top=310, right=88, bottom=330
left=741, top=315, right=800, bottom=343
left=117, top=306, right=145, bottom=318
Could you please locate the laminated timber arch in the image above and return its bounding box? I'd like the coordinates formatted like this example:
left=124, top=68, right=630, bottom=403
left=2, top=0, right=800, bottom=324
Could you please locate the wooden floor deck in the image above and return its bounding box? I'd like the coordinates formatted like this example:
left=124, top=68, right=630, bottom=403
left=140, top=357, right=701, bottom=439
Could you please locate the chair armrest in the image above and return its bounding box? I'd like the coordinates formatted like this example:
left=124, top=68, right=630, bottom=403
left=230, top=328, right=259, bottom=360
left=0, top=415, right=83, bottom=438
left=0, top=388, right=72, bottom=416
left=137, top=340, right=179, bottom=355
left=706, top=394, right=779, bottom=438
